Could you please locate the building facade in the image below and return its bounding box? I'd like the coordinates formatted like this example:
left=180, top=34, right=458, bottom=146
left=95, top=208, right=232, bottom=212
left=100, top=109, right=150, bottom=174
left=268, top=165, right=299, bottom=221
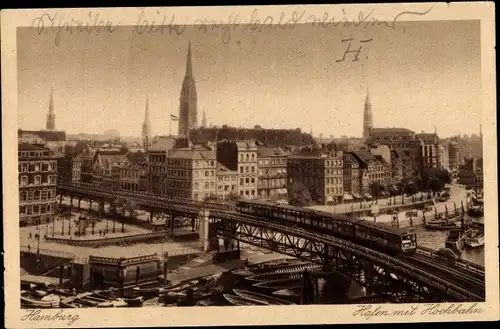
left=367, top=127, right=423, bottom=181
left=215, top=163, right=238, bottom=200
left=164, top=146, right=217, bottom=200
left=257, top=146, right=287, bottom=200
left=343, top=152, right=362, bottom=196
left=18, top=143, right=59, bottom=226
left=217, top=140, right=259, bottom=199
left=287, top=147, right=344, bottom=205
left=416, top=132, right=442, bottom=170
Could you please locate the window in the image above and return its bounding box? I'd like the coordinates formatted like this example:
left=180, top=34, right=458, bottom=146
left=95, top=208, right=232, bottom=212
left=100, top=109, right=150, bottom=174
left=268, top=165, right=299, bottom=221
left=245, top=166, right=249, bottom=173
left=251, top=178, right=255, bottom=184
left=194, top=182, right=199, bottom=189
left=246, top=154, right=249, bottom=161
left=210, top=182, right=214, bottom=188
left=20, top=206, right=26, bottom=215
left=20, top=176, right=28, bottom=186
left=251, top=154, right=255, bottom=161
left=245, top=178, right=249, bottom=184
left=251, top=166, right=255, bottom=173
left=33, top=205, right=40, bottom=214
left=240, top=178, right=244, bottom=185
left=205, top=182, right=209, bottom=188
left=34, top=176, right=41, bottom=185
left=240, top=154, right=244, bottom=162
left=205, top=171, right=209, bottom=177
left=35, top=163, right=40, bottom=171
left=34, top=191, right=40, bottom=200
left=20, top=191, right=27, bottom=201
left=240, top=166, right=244, bottom=173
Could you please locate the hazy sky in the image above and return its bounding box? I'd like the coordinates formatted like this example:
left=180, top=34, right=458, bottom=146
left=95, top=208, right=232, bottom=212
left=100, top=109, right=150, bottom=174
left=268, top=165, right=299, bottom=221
left=17, top=20, right=482, bottom=138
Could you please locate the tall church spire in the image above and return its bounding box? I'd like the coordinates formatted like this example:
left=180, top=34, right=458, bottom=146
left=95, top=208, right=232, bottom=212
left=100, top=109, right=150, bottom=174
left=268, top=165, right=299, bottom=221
left=363, top=87, right=373, bottom=139
left=142, top=95, right=152, bottom=139
left=46, top=88, right=56, bottom=130
left=201, top=108, right=207, bottom=128
left=178, top=41, right=198, bottom=136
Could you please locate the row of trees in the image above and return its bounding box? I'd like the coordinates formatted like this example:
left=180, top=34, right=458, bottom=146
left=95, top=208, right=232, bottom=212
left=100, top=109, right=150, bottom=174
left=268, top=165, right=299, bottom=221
left=288, top=168, right=452, bottom=207
left=53, top=196, right=139, bottom=237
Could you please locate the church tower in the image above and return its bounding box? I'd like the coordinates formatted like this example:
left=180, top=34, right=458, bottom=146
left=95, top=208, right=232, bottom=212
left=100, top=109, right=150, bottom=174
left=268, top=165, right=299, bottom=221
left=363, top=88, right=373, bottom=139
left=201, top=109, right=207, bottom=128
left=178, top=42, right=198, bottom=136
left=46, top=88, right=56, bottom=130
left=142, top=95, right=152, bottom=150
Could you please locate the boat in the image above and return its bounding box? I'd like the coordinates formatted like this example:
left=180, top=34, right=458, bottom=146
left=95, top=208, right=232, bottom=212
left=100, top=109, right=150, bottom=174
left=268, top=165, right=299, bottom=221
left=233, top=289, right=293, bottom=305
left=33, top=290, right=49, bottom=297
left=445, top=228, right=473, bottom=253
left=123, top=296, right=144, bottom=307
left=272, top=288, right=301, bottom=299
left=164, top=279, right=200, bottom=293
left=197, top=299, right=216, bottom=306
left=223, top=294, right=266, bottom=306
left=253, top=277, right=303, bottom=290
left=467, top=206, right=484, bottom=217
left=21, top=296, right=54, bottom=308
left=232, top=268, right=254, bottom=277
left=132, top=286, right=166, bottom=297
left=424, top=220, right=458, bottom=230
left=246, top=265, right=320, bottom=282
left=465, top=231, right=485, bottom=248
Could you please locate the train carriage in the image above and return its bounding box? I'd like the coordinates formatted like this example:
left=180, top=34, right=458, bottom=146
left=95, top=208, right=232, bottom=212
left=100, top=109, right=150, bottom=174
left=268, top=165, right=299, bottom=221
left=235, top=199, right=417, bottom=254
left=354, top=220, right=417, bottom=254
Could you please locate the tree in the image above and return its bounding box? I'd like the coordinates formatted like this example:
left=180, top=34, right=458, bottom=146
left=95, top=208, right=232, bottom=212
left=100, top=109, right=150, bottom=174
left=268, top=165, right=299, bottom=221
left=288, top=183, right=313, bottom=207
left=369, top=182, right=384, bottom=199
left=113, top=197, right=138, bottom=233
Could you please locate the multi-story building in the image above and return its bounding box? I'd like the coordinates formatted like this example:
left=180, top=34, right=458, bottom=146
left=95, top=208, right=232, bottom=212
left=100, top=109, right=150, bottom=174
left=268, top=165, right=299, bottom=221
left=416, top=132, right=441, bottom=170
left=287, top=146, right=344, bottom=205
left=448, top=141, right=460, bottom=171
left=458, top=157, right=483, bottom=187
left=118, top=153, right=148, bottom=192
left=343, top=152, right=362, bottom=196
left=367, top=127, right=423, bottom=181
left=215, top=163, right=238, bottom=200
left=146, top=136, right=177, bottom=194
left=439, top=143, right=450, bottom=171
left=217, top=140, right=259, bottom=199
left=352, top=151, right=391, bottom=194
left=18, top=143, right=59, bottom=226
left=164, top=145, right=217, bottom=200
left=257, top=145, right=287, bottom=200
left=18, top=129, right=67, bottom=154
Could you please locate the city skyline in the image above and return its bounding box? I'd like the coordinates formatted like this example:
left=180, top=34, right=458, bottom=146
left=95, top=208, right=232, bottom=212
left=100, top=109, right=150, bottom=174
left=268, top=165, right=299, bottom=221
left=18, top=20, right=481, bottom=138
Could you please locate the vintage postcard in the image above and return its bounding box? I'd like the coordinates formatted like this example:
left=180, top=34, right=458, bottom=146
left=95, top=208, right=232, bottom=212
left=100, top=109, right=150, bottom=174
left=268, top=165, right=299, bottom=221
left=2, top=2, right=498, bottom=328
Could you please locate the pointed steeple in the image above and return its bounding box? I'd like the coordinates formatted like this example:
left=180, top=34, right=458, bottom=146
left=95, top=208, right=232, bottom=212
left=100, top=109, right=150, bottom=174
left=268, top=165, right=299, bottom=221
left=178, top=42, right=198, bottom=136
left=363, top=86, right=373, bottom=139
left=201, top=108, right=207, bottom=128
left=186, top=41, right=193, bottom=78
left=46, top=88, right=56, bottom=130
left=142, top=95, right=152, bottom=142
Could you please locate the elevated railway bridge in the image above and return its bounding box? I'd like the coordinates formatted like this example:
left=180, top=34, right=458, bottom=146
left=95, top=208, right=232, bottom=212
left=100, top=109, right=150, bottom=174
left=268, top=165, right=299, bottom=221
left=56, top=183, right=485, bottom=302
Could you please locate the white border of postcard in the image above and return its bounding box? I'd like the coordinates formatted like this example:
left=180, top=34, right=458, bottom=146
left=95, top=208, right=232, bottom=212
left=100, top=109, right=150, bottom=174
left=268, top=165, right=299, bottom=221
left=2, top=2, right=498, bottom=328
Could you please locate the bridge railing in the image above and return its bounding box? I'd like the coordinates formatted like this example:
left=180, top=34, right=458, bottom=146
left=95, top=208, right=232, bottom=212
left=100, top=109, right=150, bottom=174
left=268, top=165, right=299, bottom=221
left=58, top=183, right=236, bottom=211
left=412, top=246, right=484, bottom=276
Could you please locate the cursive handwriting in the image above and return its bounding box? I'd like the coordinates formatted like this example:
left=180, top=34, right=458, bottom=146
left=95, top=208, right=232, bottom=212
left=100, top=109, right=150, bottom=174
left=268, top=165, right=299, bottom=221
left=30, top=6, right=434, bottom=46
left=353, top=303, right=484, bottom=320
left=21, top=309, right=80, bottom=326
left=31, top=12, right=119, bottom=46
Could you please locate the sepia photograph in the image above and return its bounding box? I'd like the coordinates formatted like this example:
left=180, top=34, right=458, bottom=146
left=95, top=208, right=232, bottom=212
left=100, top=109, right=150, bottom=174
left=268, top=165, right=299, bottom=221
left=2, top=3, right=498, bottom=328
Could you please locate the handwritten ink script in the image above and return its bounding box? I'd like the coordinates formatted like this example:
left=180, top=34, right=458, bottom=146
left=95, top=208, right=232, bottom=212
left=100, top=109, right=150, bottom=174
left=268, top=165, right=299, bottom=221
left=31, top=6, right=433, bottom=46
left=353, top=303, right=484, bottom=320
left=21, top=309, right=80, bottom=326
left=336, top=38, right=373, bottom=62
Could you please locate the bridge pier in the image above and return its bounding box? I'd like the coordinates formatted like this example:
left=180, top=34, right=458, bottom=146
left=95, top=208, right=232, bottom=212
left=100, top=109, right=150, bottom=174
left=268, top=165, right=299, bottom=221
left=198, top=210, right=211, bottom=252
left=78, top=198, right=81, bottom=210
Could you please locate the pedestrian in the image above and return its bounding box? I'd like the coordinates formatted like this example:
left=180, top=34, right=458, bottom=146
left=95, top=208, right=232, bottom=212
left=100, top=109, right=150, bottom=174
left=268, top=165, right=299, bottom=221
left=28, top=232, right=32, bottom=240
left=27, top=245, right=31, bottom=252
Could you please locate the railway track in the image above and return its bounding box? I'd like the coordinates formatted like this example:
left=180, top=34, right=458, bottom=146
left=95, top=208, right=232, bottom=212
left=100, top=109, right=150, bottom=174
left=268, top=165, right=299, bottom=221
left=401, top=253, right=485, bottom=299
